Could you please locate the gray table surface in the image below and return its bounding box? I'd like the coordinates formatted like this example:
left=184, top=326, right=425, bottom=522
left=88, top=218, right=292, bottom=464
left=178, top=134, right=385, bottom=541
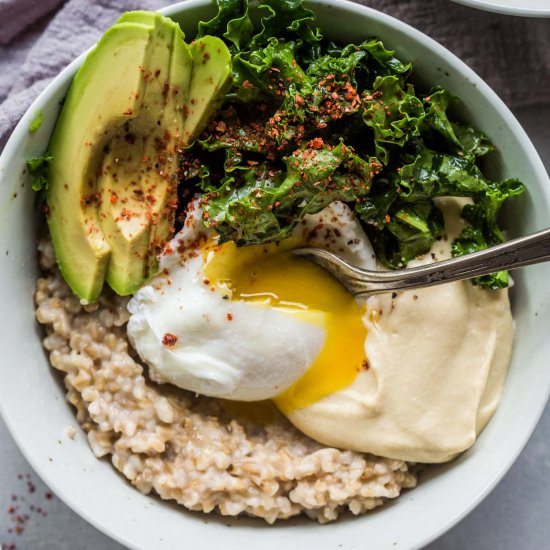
left=1, top=104, right=549, bottom=550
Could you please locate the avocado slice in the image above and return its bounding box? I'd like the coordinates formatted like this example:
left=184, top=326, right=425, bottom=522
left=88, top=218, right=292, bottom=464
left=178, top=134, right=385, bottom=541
left=183, top=36, right=233, bottom=144
left=97, top=14, right=177, bottom=295
left=117, top=11, right=158, bottom=26
left=47, top=13, right=231, bottom=302
left=146, top=23, right=193, bottom=271
left=47, top=21, right=155, bottom=303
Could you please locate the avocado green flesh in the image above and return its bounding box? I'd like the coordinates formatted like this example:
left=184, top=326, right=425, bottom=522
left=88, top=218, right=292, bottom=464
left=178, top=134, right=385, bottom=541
left=98, top=137, right=150, bottom=295
left=146, top=24, right=193, bottom=274
left=47, top=22, right=154, bottom=303
left=98, top=15, right=175, bottom=295
left=116, top=10, right=158, bottom=26
left=47, top=12, right=232, bottom=302
left=183, top=36, right=233, bottom=144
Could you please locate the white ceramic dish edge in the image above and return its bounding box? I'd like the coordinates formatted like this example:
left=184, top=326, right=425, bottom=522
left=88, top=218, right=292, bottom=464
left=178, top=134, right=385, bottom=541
left=450, top=0, right=550, bottom=17
left=1, top=1, right=549, bottom=549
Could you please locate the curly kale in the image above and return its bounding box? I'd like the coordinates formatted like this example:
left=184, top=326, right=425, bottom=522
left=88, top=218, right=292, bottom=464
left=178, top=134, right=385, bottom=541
left=183, top=0, right=525, bottom=289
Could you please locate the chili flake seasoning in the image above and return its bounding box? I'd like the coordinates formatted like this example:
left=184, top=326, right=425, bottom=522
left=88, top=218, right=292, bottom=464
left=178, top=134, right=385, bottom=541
left=162, top=333, right=178, bottom=347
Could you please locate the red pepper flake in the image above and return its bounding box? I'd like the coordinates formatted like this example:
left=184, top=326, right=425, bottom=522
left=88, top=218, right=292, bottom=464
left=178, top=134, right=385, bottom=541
left=227, top=313, right=233, bottom=321
left=109, top=193, right=118, bottom=204
left=162, top=333, right=178, bottom=348
left=123, top=108, right=133, bottom=116
left=242, top=80, right=254, bottom=90
left=215, top=120, right=227, bottom=133
left=362, top=359, right=370, bottom=370
left=308, top=137, right=324, bottom=149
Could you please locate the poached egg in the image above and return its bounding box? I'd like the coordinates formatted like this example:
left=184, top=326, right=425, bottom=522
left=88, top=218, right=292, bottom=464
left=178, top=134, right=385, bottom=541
left=127, top=200, right=373, bottom=406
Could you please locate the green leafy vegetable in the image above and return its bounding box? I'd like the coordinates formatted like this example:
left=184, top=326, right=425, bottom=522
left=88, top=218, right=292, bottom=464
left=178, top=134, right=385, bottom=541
left=27, top=154, right=52, bottom=192
left=198, top=0, right=253, bottom=50
left=264, top=48, right=366, bottom=147
left=27, top=153, right=52, bottom=207
left=356, top=190, right=444, bottom=269
left=181, top=0, right=526, bottom=289
left=451, top=228, right=509, bottom=289
left=200, top=140, right=378, bottom=244
left=249, top=0, right=321, bottom=51
left=356, top=146, right=525, bottom=268
left=423, top=88, right=493, bottom=160
left=360, top=39, right=412, bottom=77
left=232, top=38, right=306, bottom=102
left=362, top=76, right=424, bottom=164
left=327, top=38, right=412, bottom=80
left=28, top=111, right=44, bottom=133
left=460, top=178, right=525, bottom=243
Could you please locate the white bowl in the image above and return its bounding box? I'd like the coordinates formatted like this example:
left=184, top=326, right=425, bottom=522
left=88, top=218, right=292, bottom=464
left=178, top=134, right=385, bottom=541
left=450, top=0, right=550, bottom=17
left=1, top=1, right=549, bottom=548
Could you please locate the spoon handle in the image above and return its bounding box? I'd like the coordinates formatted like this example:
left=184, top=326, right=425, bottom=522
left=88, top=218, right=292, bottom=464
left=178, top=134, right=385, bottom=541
left=294, top=228, right=550, bottom=296
left=360, top=227, right=550, bottom=295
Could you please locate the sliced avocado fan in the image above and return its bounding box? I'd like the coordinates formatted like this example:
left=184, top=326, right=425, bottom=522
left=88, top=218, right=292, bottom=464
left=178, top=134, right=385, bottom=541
left=46, top=11, right=232, bottom=303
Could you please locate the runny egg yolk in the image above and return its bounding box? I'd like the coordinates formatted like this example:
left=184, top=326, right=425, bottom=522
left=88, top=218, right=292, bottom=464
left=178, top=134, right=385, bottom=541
left=203, top=240, right=367, bottom=413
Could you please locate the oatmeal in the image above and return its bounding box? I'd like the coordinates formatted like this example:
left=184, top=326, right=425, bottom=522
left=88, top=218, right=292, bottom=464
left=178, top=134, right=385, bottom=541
left=34, top=240, right=416, bottom=524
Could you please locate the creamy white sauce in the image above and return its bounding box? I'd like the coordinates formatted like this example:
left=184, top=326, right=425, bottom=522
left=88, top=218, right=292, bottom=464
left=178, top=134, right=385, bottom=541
left=286, top=198, right=514, bottom=463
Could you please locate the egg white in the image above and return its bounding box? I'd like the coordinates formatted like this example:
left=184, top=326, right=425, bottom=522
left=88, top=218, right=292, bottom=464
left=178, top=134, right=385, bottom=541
left=128, top=200, right=371, bottom=402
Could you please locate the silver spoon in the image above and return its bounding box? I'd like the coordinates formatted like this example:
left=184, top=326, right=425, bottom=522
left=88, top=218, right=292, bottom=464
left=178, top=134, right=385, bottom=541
left=292, top=228, right=550, bottom=297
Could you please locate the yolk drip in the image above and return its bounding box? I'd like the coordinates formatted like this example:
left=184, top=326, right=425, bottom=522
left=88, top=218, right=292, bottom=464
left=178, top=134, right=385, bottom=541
left=204, top=240, right=367, bottom=413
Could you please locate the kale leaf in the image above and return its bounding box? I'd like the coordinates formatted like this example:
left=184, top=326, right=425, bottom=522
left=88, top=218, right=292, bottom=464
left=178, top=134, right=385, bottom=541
left=26, top=153, right=53, bottom=207
left=27, top=154, right=52, bottom=192
left=362, top=76, right=424, bottom=164
left=451, top=228, right=509, bottom=289
left=200, top=140, right=377, bottom=244
left=183, top=0, right=526, bottom=289
left=423, top=88, right=493, bottom=160
left=356, top=145, right=525, bottom=269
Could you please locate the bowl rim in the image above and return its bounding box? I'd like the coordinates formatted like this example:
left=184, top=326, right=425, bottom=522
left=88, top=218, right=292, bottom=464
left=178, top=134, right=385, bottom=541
left=1, top=0, right=549, bottom=548
left=450, top=0, right=550, bottom=17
